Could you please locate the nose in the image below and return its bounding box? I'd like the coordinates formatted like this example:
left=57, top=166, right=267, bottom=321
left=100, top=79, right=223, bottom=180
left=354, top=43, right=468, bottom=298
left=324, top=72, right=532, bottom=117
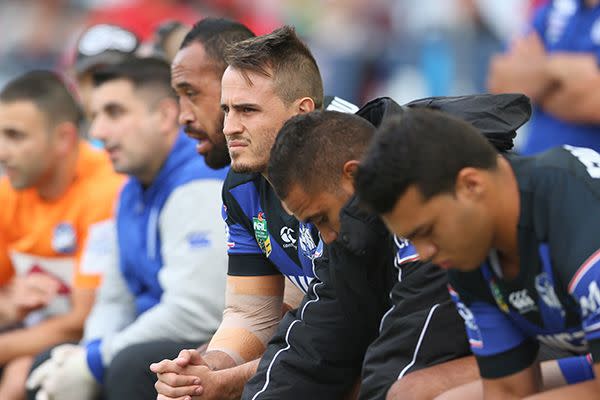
left=178, top=98, right=194, bottom=126
left=413, top=239, right=438, bottom=263
left=318, top=226, right=338, bottom=245
left=223, top=112, right=243, bottom=137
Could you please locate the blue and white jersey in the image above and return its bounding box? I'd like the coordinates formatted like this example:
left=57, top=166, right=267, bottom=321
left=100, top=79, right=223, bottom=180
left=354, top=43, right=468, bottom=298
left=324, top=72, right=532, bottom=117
left=221, top=171, right=320, bottom=293
left=523, top=1, right=600, bottom=154
left=449, top=146, right=600, bottom=379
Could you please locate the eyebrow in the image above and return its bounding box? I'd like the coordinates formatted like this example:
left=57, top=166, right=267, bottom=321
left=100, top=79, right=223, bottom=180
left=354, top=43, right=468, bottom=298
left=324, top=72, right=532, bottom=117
left=221, top=102, right=259, bottom=110
left=404, top=225, right=426, bottom=241
left=1, top=127, right=23, bottom=136
left=173, top=82, right=194, bottom=90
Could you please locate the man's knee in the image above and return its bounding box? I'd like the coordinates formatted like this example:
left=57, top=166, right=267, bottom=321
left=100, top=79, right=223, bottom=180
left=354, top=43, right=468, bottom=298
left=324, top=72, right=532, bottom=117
left=386, top=374, right=425, bottom=400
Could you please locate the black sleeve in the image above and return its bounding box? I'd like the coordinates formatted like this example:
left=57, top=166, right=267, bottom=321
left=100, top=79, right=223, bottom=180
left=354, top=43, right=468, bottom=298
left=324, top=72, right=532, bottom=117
left=360, top=262, right=471, bottom=399
left=242, top=245, right=386, bottom=400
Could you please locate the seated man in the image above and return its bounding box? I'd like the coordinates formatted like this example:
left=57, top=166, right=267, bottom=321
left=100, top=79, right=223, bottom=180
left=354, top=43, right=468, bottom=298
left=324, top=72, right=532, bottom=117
left=356, top=107, right=600, bottom=398
left=151, top=24, right=358, bottom=400
left=26, top=57, right=228, bottom=400
left=261, top=109, right=473, bottom=399
left=0, top=70, right=123, bottom=400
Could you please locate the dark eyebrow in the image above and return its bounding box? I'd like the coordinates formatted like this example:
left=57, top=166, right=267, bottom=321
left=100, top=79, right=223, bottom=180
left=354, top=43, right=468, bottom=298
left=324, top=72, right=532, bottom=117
left=232, top=103, right=259, bottom=111
left=103, top=102, right=125, bottom=111
left=1, top=127, right=23, bottom=136
left=404, top=225, right=426, bottom=241
left=173, top=82, right=194, bottom=90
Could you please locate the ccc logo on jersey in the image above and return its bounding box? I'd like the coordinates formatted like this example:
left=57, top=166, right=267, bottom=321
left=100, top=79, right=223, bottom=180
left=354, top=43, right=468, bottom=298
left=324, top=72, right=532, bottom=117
left=280, top=226, right=297, bottom=249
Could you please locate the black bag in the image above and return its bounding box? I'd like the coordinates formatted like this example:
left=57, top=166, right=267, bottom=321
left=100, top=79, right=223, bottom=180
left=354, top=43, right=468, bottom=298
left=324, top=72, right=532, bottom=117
left=356, top=93, right=532, bottom=152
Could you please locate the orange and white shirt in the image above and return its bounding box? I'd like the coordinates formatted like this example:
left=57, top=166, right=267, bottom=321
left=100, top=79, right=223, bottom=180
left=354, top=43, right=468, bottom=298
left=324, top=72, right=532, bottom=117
left=0, top=141, right=124, bottom=322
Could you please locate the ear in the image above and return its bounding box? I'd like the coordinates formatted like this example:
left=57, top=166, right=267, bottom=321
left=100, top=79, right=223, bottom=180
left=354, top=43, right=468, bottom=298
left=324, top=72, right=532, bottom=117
left=341, top=159, right=360, bottom=191
left=455, top=167, right=486, bottom=201
left=342, top=160, right=360, bottom=180
left=155, top=98, right=179, bottom=134
left=297, top=97, right=315, bottom=114
left=52, top=122, right=79, bottom=155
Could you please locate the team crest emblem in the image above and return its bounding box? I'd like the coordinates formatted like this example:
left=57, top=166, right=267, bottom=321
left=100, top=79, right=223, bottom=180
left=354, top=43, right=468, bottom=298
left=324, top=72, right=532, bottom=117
left=52, top=223, right=76, bottom=254
left=253, top=212, right=272, bottom=257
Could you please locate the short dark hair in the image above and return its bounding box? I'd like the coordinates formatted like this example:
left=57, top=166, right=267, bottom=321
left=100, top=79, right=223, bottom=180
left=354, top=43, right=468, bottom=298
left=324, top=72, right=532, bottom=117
left=93, top=57, right=175, bottom=103
left=355, top=108, right=499, bottom=214
left=224, top=26, right=323, bottom=109
left=268, top=111, right=374, bottom=199
left=180, top=18, right=255, bottom=71
left=0, top=70, right=83, bottom=128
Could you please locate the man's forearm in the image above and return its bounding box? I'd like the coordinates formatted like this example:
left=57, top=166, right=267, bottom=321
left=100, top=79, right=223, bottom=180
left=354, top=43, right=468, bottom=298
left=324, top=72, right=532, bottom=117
left=540, top=77, right=600, bottom=123
left=0, top=285, right=17, bottom=324
left=0, top=313, right=83, bottom=365
left=214, top=359, right=260, bottom=400
left=202, top=350, right=240, bottom=371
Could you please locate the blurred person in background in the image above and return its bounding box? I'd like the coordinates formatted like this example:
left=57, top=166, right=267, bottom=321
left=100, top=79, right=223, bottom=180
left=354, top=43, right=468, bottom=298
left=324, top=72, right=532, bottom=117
left=68, top=24, right=140, bottom=119
left=137, top=20, right=192, bottom=63
left=26, top=57, right=228, bottom=400
left=0, top=70, right=123, bottom=400
left=488, top=0, right=600, bottom=154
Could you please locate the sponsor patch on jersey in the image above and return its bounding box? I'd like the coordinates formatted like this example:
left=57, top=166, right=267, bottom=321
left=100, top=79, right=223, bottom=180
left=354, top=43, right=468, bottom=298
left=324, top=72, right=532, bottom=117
left=508, top=289, right=538, bottom=314
left=280, top=226, right=297, bottom=249
left=253, top=212, right=272, bottom=257
left=490, top=279, right=510, bottom=313
left=52, top=223, right=76, bottom=254
left=187, top=231, right=211, bottom=249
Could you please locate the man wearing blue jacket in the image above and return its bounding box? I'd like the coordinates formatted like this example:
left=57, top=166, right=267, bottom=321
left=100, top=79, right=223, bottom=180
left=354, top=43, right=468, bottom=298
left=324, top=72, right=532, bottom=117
left=26, top=57, right=228, bottom=400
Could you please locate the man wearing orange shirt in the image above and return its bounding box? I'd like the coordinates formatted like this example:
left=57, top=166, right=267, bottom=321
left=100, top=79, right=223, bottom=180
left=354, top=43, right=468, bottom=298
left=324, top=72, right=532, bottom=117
left=0, top=70, right=123, bottom=400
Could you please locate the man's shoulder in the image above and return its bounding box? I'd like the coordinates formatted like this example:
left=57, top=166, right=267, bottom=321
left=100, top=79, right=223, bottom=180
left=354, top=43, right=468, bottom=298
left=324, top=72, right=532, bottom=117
left=512, top=146, right=600, bottom=197
left=77, top=142, right=125, bottom=203
left=337, top=195, right=391, bottom=255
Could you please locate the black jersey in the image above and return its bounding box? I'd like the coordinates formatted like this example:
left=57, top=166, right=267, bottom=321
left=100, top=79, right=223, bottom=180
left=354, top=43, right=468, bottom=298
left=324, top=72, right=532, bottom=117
left=449, top=145, right=600, bottom=379
left=242, top=196, right=467, bottom=400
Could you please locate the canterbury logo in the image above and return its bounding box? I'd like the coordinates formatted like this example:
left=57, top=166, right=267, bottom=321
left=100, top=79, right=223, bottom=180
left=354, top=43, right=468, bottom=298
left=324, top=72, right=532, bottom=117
left=508, top=290, right=536, bottom=312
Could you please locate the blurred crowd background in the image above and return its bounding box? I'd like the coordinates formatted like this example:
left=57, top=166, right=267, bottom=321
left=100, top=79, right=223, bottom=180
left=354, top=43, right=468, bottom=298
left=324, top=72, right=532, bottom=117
left=0, top=0, right=545, bottom=147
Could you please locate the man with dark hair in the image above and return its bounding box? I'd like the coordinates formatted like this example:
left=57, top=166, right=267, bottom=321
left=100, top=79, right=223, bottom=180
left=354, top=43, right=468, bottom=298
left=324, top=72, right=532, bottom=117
left=356, top=107, right=600, bottom=398
left=263, top=109, right=474, bottom=399
left=0, top=70, right=123, bottom=400
left=172, top=18, right=255, bottom=170
left=151, top=25, right=358, bottom=400
left=26, top=57, right=228, bottom=400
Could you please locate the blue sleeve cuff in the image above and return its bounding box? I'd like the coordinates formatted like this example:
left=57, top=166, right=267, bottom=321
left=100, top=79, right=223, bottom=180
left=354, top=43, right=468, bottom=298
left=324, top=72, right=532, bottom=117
left=558, top=355, right=595, bottom=385
left=86, top=339, right=105, bottom=384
